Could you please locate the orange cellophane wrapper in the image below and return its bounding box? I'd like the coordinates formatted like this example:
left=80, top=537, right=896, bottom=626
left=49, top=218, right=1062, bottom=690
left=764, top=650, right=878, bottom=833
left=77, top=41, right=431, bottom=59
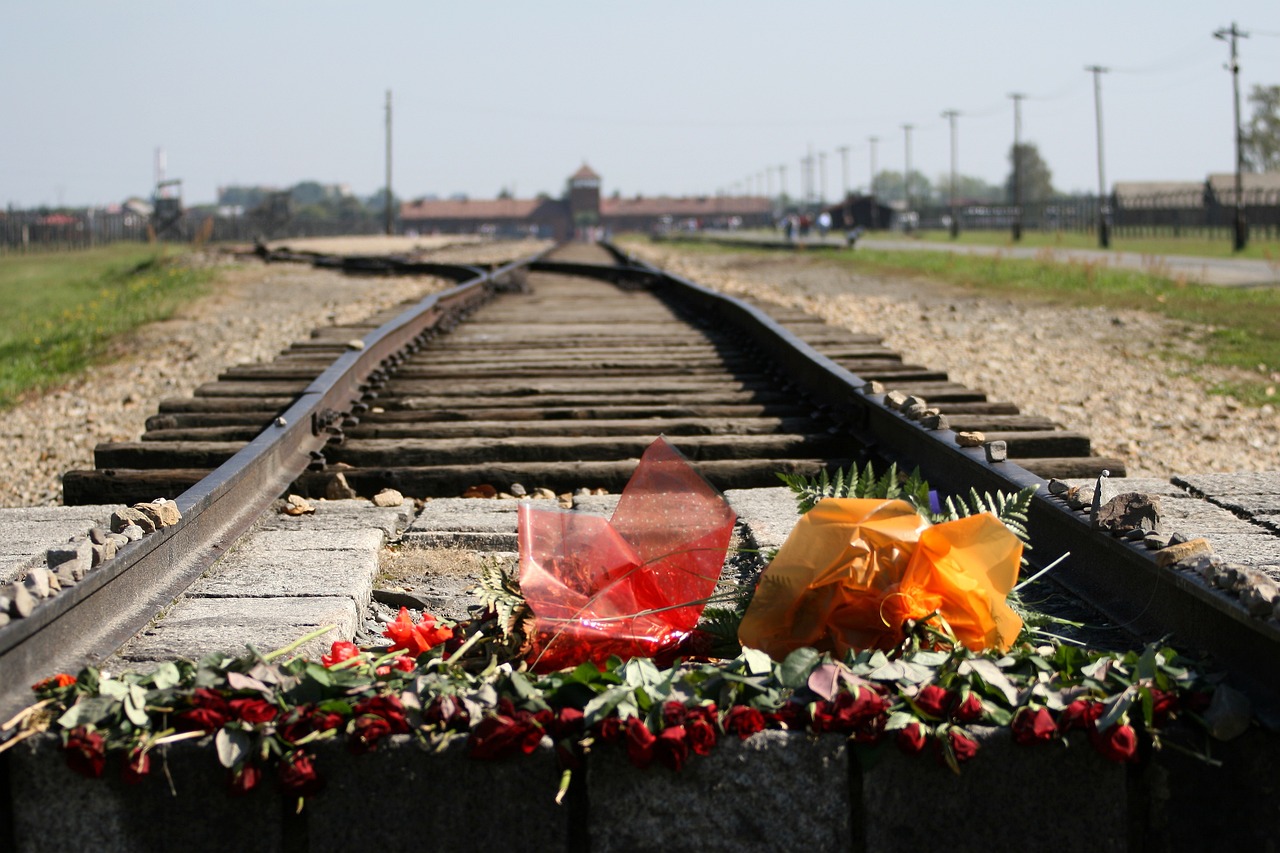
left=738, top=498, right=1022, bottom=660
left=518, top=437, right=737, bottom=672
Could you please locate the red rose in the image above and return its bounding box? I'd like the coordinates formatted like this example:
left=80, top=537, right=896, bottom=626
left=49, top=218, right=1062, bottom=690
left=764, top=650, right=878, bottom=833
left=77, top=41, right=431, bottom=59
left=625, top=717, right=656, bottom=768
left=947, top=728, right=980, bottom=764
left=953, top=693, right=984, bottom=724
left=810, top=699, right=835, bottom=733
left=352, top=695, right=409, bottom=733
left=1090, top=723, right=1139, bottom=763
left=551, top=707, right=585, bottom=739
left=227, top=762, right=261, bottom=796
left=685, top=716, right=717, bottom=756
left=382, top=607, right=454, bottom=656
left=278, top=752, right=324, bottom=797
left=176, top=688, right=231, bottom=733
left=121, top=747, right=151, bottom=785
left=662, top=701, right=686, bottom=728
left=468, top=714, right=542, bottom=760
left=914, top=685, right=954, bottom=720
left=1148, top=689, right=1179, bottom=727
left=349, top=715, right=394, bottom=754
left=723, top=706, right=766, bottom=741
left=1011, top=707, right=1057, bottom=745
left=311, top=709, right=346, bottom=732
left=765, top=703, right=808, bottom=731
left=321, top=641, right=360, bottom=668
left=64, top=727, right=106, bottom=778
left=896, top=722, right=928, bottom=756
left=1058, top=699, right=1104, bottom=734
left=596, top=716, right=623, bottom=742
left=229, top=698, right=278, bottom=725
left=655, top=726, right=691, bottom=771
left=276, top=707, right=314, bottom=744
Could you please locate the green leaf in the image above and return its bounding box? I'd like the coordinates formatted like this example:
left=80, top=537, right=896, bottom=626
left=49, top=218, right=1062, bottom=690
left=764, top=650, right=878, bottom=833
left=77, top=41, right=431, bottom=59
left=778, top=647, right=821, bottom=688
left=1097, top=686, right=1136, bottom=732
left=582, top=684, right=632, bottom=726
left=56, top=696, right=116, bottom=730
left=215, top=728, right=251, bottom=769
left=958, top=658, right=1019, bottom=706
left=123, top=684, right=150, bottom=727
left=884, top=711, right=918, bottom=732
left=742, top=647, right=773, bottom=676
left=149, top=662, right=182, bottom=691
left=98, top=679, right=129, bottom=701
left=304, top=662, right=333, bottom=688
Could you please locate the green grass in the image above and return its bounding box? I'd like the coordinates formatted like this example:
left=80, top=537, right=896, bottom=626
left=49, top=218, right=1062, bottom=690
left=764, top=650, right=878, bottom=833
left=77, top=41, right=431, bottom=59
left=880, top=229, right=1280, bottom=262
left=0, top=245, right=213, bottom=409
left=626, top=235, right=1280, bottom=406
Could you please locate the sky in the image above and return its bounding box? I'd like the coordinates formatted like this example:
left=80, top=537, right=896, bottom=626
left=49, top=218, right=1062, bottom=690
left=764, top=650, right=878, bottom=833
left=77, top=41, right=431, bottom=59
left=5, top=1, right=1280, bottom=209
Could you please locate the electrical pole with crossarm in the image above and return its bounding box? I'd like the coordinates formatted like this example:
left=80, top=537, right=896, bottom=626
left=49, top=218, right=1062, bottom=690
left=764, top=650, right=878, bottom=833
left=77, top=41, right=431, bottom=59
left=1215, top=22, right=1249, bottom=251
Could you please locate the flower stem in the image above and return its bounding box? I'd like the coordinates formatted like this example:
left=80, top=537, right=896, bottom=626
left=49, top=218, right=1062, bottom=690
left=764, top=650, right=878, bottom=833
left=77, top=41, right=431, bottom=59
left=263, top=625, right=338, bottom=662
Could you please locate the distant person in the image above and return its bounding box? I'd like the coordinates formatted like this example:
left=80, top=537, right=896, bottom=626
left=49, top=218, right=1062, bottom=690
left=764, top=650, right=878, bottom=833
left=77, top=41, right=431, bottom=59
left=817, top=211, right=831, bottom=237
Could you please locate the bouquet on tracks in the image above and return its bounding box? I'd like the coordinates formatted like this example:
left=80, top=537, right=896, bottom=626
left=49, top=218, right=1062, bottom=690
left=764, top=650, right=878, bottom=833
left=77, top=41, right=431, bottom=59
left=1, top=439, right=1248, bottom=806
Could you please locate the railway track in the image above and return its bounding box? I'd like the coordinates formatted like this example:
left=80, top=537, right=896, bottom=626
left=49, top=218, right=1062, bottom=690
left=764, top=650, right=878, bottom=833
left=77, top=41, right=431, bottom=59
left=2, top=240, right=1277, bottom=722
left=62, top=242, right=1119, bottom=504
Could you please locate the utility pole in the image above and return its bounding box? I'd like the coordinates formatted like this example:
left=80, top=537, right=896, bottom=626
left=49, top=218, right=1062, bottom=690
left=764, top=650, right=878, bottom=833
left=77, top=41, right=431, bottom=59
left=779, top=164, right=788, bottom=204
left=1009, top=93, right=1025, bottom=242
left=941, top=110, right=960, bottom=239
left=902, top=124, right=914, bottom=232
left=1086, top=66, right=1111, bottom=248
left=1214, top=22, right=1249, bottom=251
left=836, top=145, right=850, bottom=199
left=384, top=90, right=393, bottom=236
left=818, top=151, right=827, bottom=206
left=868, top=136, right=879, bottom=230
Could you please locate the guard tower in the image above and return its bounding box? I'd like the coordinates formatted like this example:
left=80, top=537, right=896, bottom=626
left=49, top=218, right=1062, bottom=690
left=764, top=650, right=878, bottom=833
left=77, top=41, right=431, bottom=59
left=567, top=163, right=601, bottom=231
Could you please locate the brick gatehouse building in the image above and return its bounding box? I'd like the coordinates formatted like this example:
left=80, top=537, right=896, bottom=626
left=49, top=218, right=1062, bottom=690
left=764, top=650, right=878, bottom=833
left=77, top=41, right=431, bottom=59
left=400, top=164, right=772, bottom=240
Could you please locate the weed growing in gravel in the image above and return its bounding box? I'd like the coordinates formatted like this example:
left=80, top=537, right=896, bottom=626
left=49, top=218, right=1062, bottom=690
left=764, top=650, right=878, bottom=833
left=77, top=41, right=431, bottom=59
left=0, top=246, right=212, bottom=408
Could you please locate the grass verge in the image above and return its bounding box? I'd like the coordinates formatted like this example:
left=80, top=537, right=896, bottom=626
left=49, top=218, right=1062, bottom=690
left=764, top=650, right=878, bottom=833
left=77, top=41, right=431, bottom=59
left=629, top=236, right=1280, bottom=406
left=0, top=245, right=213, bottom=409
left=881, top=229, right=1280, bottom=262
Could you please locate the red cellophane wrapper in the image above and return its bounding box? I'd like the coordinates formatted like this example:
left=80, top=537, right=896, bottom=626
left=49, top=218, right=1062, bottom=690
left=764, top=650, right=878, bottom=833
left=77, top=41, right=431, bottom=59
left=518, top=437, right=737, bottom=672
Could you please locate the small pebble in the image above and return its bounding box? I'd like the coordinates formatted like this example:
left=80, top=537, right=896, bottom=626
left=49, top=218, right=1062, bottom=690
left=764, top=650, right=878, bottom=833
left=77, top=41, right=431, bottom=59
left=984, top=440, right=1008, bottom=463
left=956, top=431, right=985, bottom=447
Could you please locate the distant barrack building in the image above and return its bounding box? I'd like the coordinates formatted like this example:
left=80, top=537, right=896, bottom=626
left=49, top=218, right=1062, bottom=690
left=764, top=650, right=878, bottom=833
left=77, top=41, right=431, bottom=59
left=399, top=164, right=772, bottom=240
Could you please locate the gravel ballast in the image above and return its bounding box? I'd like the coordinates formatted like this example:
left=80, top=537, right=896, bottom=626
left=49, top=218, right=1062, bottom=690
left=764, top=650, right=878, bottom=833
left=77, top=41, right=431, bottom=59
left=625, top=242, right=1280, bottom=480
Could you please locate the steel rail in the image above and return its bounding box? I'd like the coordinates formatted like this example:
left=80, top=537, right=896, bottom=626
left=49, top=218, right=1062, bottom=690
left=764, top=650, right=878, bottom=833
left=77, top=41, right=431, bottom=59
left=604, top=241, right=1280, bottom=707
left=0, top=245, right=554, bottom=721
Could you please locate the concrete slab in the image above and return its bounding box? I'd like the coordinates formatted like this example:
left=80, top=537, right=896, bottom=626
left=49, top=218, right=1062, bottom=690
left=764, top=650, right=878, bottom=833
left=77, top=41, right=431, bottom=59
left=1197, top=534, right=1280, bottom=572
left=309, top=736, right=570, bottom=851
left=8, top=735, right=283, bottom=853
left=587, top=730, right=850, bottom=853
left=403, top=497, right=527, bottom=549
left=253, top=498, right=411, bottom=538
left=0, top=504, right=121, bottom=583
left=1175, top=472, right=1280, bottom=496
left=861, top=728, right=1127, bottom=853
left=724, top=487, right=800, bottom=552
left=191, top=532, right=382, bottom=609
left=113, top=596, right=357, bottom=665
